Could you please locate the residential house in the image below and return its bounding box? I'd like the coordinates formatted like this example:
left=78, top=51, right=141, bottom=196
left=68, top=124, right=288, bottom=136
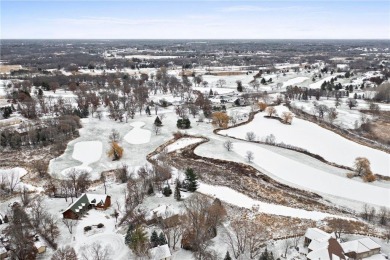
left=62, top=193, right=111, bottom=219
left=307, top=238, right=346, bottom=260
left=341, top=238, right=381, bottom=259
left=305, top=228, right=383, bottom=260
left=148, top=244, right=171, bottom=260
left=304, top=227, right=333, bottom=248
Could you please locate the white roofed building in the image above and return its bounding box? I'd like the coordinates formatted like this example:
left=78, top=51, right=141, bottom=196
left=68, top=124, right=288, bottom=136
left=148, top=244, right=171, bottom=260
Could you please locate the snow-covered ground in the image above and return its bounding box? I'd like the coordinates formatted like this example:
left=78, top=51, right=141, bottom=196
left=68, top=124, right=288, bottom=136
left=124, top=121, right=151, bottom=145
left=198, top=183, right=351, bottom=221
left=220, top=106, right=390, bottom=176
left=309, top=74, right=342, bottom=89
left=165, top=137, right=204, bottom=153
left=72, top=141, right=103, bottom=166
left=282, top=76, right=309, bottom=87
left=230, top=142, right=390, bottom=208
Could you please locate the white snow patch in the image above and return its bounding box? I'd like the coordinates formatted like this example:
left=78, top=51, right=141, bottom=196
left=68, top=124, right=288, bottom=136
left=72, top=141, right=103, bottom=166
left=124, top=122, right=151, bottom=144
left=166, top=137, right=204, bottom=153
left=197, top=183, right=351, bottom=221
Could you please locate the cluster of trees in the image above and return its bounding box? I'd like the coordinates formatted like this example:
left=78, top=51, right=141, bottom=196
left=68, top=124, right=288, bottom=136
left=3, top=198, right=60, bottom=259
left=224, top=218, right=270, bottom=259
left=0, top=115, right=81, bottom=150
left=44, top=169, right=91, bottom=201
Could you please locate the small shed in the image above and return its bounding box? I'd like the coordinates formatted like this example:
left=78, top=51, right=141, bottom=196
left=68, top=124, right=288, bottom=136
left=148, top=244, right=171, bottom=260
left=34, top=241, right=47, bottom=254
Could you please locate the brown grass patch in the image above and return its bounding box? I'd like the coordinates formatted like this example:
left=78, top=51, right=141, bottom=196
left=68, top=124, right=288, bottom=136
left=0, top=65, right=22, bottom=73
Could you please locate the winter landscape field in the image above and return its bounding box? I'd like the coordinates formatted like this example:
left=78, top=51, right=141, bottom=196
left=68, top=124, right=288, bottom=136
left=1, top=1, right=390, bottom=259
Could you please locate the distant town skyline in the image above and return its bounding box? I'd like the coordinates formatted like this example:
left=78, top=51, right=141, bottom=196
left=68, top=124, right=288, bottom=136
left=1, top=1, right=389, bottom=39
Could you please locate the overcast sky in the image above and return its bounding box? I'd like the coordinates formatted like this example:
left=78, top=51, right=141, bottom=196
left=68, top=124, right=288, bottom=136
left=1, top=0, right=389, bottom=39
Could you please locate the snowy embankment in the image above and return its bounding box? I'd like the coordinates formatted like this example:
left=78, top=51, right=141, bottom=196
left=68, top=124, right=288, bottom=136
left=219, top=106, right=390, bottom=176
left=229, top=142, right=389, bottom=208
left=124, top=121, right=151, bottom=144
left=198, top=183, right=351, bottom=221
left=165, top=137, right=204, bottom=153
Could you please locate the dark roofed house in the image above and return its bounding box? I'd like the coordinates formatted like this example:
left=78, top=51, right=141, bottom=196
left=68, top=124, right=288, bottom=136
left=62, top=193, right=111, bottom=220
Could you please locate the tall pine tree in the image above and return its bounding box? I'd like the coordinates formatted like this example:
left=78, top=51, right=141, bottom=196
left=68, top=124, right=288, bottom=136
left=150, top=230, right=159, bottom=247
left=185, top=168, right=198, bottom=192
left=158, top=232, right=167, bottom=245
left=224, top=251, right=232, bottom=260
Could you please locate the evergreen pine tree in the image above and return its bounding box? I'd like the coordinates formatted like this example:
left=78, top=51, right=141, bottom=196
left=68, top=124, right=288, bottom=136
left=163, top=185, right=172, bottom=197
left=150, top=230, right=159, bottom=247
left=129, top=225, right=148, bottom=252
left=124, top=224, right=134, bottom=245
left=146, top=106, right=151, bottom=116
left=174, top=179, right=181, bottom=201
left=185, top=168, right=198, bottom=192
left=158, top=232, right=167, bottom=245
left=3, top=215, right=8, bottom=223
left=224, top=251, right=232, bottom=260
left=147, top=183, right=154, bottom=195
left=154, top=116, right=162, bottom=126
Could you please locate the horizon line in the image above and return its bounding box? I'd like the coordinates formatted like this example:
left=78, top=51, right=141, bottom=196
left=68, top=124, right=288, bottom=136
left=1, top=38, right=390, bottom=40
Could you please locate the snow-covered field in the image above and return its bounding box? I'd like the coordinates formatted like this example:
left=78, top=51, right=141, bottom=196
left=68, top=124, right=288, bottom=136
left=124, top=121, right=151, bottom=145
left=220, top=106, right=390, bottom=176
left=282, top=76, right=309, bottom=87
left=198, top=183, right=351, bottom=220
left=230, top=142, right=389, bottom=208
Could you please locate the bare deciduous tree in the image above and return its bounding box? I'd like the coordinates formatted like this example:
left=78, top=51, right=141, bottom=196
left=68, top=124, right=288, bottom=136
left=51, top=246, right=78, bottom=260
left=80, top=242, right=113, bottom=260
left=62, top=218, right=77, bottom=234
left=223, top=140, right=233, bottom=151
left=245, top=132, right=256, bottom=141
left=246, top=151, right=254, bottom=163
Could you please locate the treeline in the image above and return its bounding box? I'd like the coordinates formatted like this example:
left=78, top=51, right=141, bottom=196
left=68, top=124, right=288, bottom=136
left=0, top=115, right=81, bottom=149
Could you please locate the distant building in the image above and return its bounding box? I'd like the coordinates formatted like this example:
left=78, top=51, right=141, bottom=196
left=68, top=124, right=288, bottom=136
left=148, top=244, right=171, bottom=260
left=62, top=193, right=111, bottom=219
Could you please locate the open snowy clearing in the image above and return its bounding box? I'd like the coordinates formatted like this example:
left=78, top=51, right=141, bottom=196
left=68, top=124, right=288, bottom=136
left=220, top=106, right=390, bottom=176
left=166, top=137, right=204, bottom=153
left=231, top=142, right=390, bottom=208
left=74, top=210, right=131, bottom=259
left=124, top=121, right=151, bottom=145
left=197, top=183, right=351, bottom=221
left=282, top=76, right=309, bottom=87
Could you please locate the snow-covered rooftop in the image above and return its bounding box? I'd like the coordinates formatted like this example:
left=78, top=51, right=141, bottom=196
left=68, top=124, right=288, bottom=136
left=305, top=228, right=332, bottom=242
left=148, top=244, right=171, bottom=260
left=341, top=238, right=380, bottom=254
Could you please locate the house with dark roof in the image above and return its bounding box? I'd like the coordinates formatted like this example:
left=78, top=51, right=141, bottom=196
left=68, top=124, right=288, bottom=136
left=62, top=193, right=111, bottom=219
